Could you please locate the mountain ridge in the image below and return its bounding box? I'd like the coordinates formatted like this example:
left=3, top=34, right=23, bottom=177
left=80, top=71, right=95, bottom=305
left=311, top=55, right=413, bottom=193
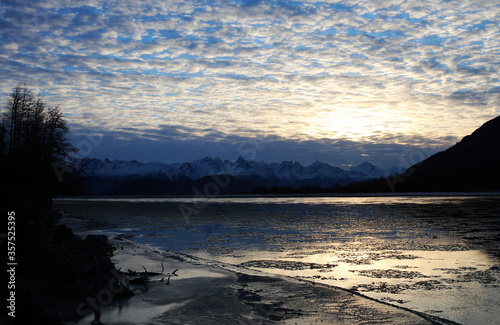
left=69, top=114, right=500, bottom=194
left=394, top=115, right=500, bottom=192
left=73, top=156, right=403, bottom=195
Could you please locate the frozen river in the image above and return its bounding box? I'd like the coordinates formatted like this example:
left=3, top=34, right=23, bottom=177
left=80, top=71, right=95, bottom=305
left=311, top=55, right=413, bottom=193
left=54, top=194, right=500, bottom=325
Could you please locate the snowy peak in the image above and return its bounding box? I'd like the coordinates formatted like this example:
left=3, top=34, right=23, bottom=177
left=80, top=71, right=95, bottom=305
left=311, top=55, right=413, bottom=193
left=275, top=161, right=306, bottom=179
left=77, top=158, right=179, bottom=178
left=351, top=161, right=376, bottom=171
left=178, top=157, right=227, bottom=179
left=350, top=161, right=381, bottom=175
left=349, top=162, right=392, bottom=181
left=234, top=156, right=253, bottom=169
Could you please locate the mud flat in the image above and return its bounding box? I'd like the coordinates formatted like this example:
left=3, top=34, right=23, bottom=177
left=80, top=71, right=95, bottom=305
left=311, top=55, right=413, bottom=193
left=75, top=236, right=458, bottom=325
left=54, top=195, right=500, bottom=324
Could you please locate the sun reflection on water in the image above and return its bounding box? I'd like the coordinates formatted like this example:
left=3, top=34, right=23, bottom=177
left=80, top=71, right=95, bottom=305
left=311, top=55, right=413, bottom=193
left=54, top=195, right=500, bottom=325
left=203, top=247, right=500, bottom=325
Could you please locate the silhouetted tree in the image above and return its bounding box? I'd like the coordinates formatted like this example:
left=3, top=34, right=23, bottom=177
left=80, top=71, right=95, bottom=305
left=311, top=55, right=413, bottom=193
left=0, top=85, right=76, bottom=204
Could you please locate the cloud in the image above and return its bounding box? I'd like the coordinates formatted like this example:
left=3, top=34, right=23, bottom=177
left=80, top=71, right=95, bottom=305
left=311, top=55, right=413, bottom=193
left=0, top=0, right=498, bottom=166
left=69, top=122, right=455, bottom=168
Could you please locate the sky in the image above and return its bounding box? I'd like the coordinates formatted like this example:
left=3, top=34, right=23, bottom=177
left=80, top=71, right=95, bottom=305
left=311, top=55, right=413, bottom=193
left=0, top=0, right=499, bottom=168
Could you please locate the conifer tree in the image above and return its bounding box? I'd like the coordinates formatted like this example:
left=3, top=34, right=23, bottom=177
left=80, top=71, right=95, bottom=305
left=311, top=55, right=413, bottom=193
left=0, top=85, right=76, bottom=204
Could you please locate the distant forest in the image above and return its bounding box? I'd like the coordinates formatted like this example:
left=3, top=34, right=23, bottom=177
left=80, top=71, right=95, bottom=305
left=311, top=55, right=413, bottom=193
left=251, top=177, right=395, bottom=194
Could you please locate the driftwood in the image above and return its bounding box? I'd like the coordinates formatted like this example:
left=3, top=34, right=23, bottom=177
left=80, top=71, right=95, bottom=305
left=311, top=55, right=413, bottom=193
left=113, top=268, right=134, bottom=298
left=124, top=263, right=179, bottom=290
left=125, top=263, right=178, bottom=278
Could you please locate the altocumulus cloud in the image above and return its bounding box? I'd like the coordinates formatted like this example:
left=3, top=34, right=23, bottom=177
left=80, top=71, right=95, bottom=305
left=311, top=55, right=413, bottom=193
left=0, top=0, right=499, bottom=167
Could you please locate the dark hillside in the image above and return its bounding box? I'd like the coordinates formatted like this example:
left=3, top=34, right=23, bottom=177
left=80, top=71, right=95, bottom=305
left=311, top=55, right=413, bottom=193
left=396, top=115, right=500, bottom=192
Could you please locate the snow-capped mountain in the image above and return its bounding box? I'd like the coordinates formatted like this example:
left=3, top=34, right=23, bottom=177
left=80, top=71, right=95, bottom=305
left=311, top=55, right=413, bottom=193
left=75, top=156, right=401, bottom=187
left=348, top=161, right=390, bottom=182
left=76, top=158, right=181, bottom=179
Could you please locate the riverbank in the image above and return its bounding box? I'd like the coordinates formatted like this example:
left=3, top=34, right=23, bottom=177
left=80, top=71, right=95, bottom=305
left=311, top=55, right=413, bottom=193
left=70, top=230, right=458, bottom=325
left=0, top=191, right=121, bottom=325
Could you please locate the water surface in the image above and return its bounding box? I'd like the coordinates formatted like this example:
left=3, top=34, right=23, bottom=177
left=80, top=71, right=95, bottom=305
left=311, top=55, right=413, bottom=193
left=54, top=195, right=500, bottom=325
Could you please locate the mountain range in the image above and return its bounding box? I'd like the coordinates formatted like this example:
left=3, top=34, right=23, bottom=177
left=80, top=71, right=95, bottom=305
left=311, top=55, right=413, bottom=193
left=72, top=157, right=403, bottom=195
left=68, top=114, right=500, bottom=195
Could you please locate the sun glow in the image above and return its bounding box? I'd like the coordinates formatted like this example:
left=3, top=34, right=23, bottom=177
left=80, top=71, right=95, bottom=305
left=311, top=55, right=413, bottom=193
left=305, top=108, right=392, bottom=141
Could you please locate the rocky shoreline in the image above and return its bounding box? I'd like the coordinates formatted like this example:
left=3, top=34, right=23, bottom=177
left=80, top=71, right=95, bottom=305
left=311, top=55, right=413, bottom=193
left=1, top=191, right=124, bottom=325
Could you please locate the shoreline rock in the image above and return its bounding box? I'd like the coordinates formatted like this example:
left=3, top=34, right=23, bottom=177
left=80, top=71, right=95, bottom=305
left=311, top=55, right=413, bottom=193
left=1, top=191, right=122, bottom=325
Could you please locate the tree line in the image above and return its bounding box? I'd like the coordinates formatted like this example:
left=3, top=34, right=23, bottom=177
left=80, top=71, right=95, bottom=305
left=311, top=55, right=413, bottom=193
left=0, top=85, right=76, bottom=205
